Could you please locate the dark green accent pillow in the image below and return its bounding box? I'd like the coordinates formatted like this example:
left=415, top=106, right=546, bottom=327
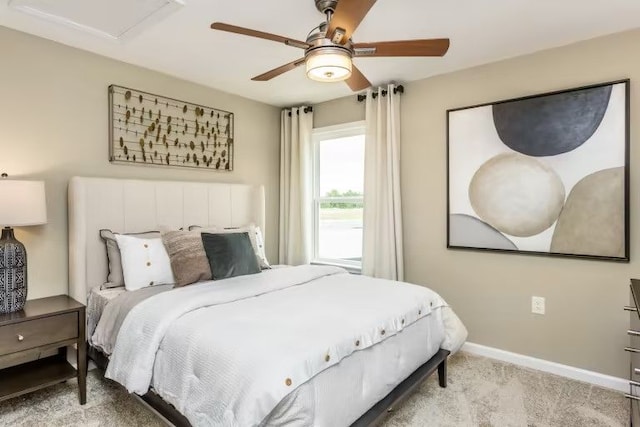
left=201, top=232, right=261, bottom=280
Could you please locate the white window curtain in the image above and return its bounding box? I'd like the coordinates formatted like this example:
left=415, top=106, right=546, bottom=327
left=362, top=84, right=404, bottom=280
left=279, top=106, right=314, bottom=265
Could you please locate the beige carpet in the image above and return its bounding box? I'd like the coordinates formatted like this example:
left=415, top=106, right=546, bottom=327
left=0, top=352, right=628, bottom=426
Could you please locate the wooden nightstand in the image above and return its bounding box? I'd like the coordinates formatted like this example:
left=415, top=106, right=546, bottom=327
left=0, top=295, right=86, bottom=404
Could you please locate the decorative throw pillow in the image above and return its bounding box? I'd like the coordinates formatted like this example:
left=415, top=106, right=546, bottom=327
left=99, top=229, right=160, bottom=289
left=114, top=235, right=176, bottom=291
left=201, top=232, right=261, bottom=279
left=188, top=224, right=270, bottom=269
left=161, top=230, right=212, bottom=287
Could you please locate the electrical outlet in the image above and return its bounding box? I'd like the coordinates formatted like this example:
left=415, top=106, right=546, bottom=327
left=531, top=296, right=545, bottom=315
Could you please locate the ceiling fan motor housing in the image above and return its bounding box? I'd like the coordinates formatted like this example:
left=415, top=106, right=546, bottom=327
left=305, top=27, right=353, bottom=60
left=314, top=0, right=338, bottom=14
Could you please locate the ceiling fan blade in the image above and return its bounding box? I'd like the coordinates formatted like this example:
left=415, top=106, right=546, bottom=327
left=326, top=0, right=377, bottom=45
left=354, top=39, right=450, bottom=57
left=211, top=22, right=310, bottom=49
left=345, top=65, right=371, bottom=92
left=252, top=58, right=306, bottom=81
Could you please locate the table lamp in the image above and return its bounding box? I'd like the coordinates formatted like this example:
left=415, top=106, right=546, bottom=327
left=0, top=174, right=47, bottom=314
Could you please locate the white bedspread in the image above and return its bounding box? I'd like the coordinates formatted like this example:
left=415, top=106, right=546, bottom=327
left=105, top=265, right=466, bottom=426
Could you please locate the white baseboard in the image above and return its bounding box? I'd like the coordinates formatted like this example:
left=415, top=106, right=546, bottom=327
left=461, top=342, right=628, bottom=393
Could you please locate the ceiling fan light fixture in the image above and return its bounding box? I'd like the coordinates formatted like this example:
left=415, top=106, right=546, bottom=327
left=305, top=48, right=352, bottom=82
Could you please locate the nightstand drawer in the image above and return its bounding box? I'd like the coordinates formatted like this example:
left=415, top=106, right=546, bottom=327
left=0, top=312, right=78, bottom=355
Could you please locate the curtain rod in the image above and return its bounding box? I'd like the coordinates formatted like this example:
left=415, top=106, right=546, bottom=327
left=357, top=85, right=404, bottom=102
left=287, top=106, right=313, bottom=116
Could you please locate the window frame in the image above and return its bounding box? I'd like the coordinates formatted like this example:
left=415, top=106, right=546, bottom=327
left=311, top=121, right=366, bottom=270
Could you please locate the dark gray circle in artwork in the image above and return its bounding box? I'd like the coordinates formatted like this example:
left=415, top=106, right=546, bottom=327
left=492, top=85, right=612, bottom=156
left=449, top=214, right=517, bottom=251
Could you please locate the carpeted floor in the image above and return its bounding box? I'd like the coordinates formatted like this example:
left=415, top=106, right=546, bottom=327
left=0, top=352, right=629, bottom=426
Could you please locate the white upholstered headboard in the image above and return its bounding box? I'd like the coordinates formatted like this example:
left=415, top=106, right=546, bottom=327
left=68, top=176, right=265, bottom=303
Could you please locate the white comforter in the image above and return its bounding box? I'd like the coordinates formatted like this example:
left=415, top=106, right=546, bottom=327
left=105, top=265, right=467, bottom=426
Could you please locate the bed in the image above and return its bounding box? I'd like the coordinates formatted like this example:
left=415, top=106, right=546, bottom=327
left=68, top=176, right=467, bottom=427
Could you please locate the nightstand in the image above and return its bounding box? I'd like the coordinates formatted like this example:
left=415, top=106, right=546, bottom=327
left=0, top=295, right=86, bottom=404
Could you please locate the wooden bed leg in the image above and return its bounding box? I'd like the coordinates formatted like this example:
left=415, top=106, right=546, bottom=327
left=437, top=358, right=447, bottom=388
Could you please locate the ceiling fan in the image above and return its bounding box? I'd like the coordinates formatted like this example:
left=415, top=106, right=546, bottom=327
left=210, top=0, right=450, bottom=92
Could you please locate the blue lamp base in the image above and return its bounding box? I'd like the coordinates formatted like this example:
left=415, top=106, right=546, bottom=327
left=0, top=227, right=27, bottom=314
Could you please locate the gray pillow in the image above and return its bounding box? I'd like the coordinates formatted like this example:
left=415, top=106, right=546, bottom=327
left=162, top=230, right=212, bottom=287
left=99, top=229, right=160, bottom=289
left=201, top=232, right=261, bottom=280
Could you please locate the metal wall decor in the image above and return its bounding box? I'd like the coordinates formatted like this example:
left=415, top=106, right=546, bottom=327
left=109, top=85, right=234, bottom=171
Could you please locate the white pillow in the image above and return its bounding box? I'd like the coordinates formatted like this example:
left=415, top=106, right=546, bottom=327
left=251, top=225, right=270, bottom=269
left=114, top=234, right=176, bottom=291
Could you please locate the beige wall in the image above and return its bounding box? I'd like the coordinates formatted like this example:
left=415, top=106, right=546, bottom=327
left=313, top=96, right=365, bottom=129
left=0, top=27, right=281, bottom=301
left=315, top=29, right=640, bottom=378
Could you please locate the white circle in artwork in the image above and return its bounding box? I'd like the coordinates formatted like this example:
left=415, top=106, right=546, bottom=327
left=469, top=153, right=565, bottom=237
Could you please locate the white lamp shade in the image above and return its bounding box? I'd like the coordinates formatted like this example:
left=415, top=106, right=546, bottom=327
left=306, top=50, right=352, bottom=82
left=0, top=180, right=47, bottom=226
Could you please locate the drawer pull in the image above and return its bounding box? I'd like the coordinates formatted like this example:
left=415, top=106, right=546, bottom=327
left=17, top=334, right=24, bottom=342
left=626, top=394, right=640, bottom=401
left=625, top=347, right=640, bottom=353
left=635, top=368, right=640, bottom=375
left=631, top=380, right=640, bottom=387
left=626, top=306, right=638, bottom=312
left=629, top=330, right=640, bottom=337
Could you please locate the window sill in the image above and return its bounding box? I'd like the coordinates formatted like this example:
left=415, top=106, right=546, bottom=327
left=311, top=260, right=362, bottom=275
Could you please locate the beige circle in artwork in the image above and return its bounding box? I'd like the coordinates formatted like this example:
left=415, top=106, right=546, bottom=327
left=469, top=153, right=565, bottom=237
left=551, top=167, right=624, bottom=258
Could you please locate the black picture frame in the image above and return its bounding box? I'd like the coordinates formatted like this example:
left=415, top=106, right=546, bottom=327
left=446, top=79, right=630, bottom=262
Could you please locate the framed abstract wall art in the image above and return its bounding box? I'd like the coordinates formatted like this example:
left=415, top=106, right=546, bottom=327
left=447, top=80, right=629, bottom=261
left=109, top=85, right=234, bottom=171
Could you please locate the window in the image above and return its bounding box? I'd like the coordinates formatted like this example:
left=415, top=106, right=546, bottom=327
left=312, top=121, right=365, bottom=269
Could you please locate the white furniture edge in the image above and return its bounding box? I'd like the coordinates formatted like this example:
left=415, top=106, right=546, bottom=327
left=68, top=176, right=265, bottom=305
left=462, top=342, right=628, bottom=393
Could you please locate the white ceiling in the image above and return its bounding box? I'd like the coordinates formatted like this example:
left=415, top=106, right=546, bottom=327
left=7, top=0, right=183, bottom=40
left=1, top=0, right=639, bottom=107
